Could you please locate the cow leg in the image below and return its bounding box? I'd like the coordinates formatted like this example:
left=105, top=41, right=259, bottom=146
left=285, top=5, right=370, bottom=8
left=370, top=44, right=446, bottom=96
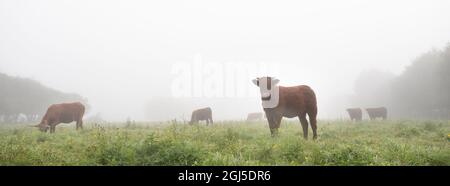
left=299, top=115, right=309, bottom=140
left=270, top=114, right=282, bottom=137
left=209, top=117, right=213, bottom=125
left=48, top=120, right=56, bottom=133
left=206, top=119, right=210, bottom=126
left=76, top=120, right=83, bottom=130
left=273, top=115, right=282, bottom=136
left=50, top=125, right=56, bottom=133
left=308, top=112, right=318, bottom=140
left=270, top=128, right=278, bottom=137
left=266, top=115, right=277, bottom=137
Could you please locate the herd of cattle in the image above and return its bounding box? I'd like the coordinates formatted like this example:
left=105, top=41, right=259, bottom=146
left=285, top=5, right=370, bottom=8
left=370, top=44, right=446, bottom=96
left=31, top=76, right=387, bottom=140
left=346, top=107, right=388, bottom=121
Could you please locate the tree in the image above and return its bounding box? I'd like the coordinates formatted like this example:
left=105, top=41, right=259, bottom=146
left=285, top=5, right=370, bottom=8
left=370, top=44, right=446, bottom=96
left=0, top=72, right=89, bottom=123
left=351, top=43, right=450, bottom=119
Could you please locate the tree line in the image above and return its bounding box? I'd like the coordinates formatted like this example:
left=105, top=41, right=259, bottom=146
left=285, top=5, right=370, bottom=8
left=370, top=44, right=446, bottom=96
left=351, top=43, right=450, bottom=119
left=0, top=73, right=89, bottom=123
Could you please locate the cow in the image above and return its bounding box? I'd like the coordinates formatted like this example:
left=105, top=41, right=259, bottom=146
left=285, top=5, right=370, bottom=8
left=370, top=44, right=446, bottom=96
left=189, top=107, right=213, bottom=126
left=346, top=108, right=362, bottom=121
left=246, top=112, right=264, bottom=121
left=252, top=77, right=318, bottom=140
left=33, top=102, right=85, bottom=133
left=365, top=107, right=387, bottom=120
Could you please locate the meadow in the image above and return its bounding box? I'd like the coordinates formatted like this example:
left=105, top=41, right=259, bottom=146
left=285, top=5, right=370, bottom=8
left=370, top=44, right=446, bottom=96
left=0, top=120, right=449, bottom=166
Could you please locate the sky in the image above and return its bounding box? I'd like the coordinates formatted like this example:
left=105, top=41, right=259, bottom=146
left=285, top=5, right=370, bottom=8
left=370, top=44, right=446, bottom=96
left=1, top=0, right=450, bottom=121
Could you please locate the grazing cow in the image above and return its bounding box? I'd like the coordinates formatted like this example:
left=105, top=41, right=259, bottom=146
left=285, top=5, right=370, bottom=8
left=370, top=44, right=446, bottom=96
left=365, top=107, right=387, bottom=120
left=189, top=107, right=213, bottom=125
left=252, top=77, right=318, bottom=140
left=246, top=112, right=264, bottom=121
left=33, top=102, right=85, bottom=133
left=346, top=108, right=362, bottom=121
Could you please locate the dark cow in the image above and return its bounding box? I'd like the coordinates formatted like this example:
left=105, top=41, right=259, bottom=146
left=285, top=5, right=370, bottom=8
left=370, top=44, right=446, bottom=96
left=33, top=102, right=85, bottom=133
left=252, top=77, right=318, bottom=140
left=246, top=112, right=264, bottom=121
left=346, top=108, right=362, bottom=121
left=366, top=107, right=387, bottom=120
left=189, top=107, right=213, bottom=125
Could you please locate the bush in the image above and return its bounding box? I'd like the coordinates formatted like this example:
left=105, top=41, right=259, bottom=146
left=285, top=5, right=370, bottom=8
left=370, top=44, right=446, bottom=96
left=423, top=122, right=438, bottom=132
left=135, top=134, right=204, bottom=165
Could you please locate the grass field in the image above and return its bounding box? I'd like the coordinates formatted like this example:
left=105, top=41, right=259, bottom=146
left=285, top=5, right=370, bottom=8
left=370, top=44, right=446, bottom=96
left=0, top=120, right=449, bottom=166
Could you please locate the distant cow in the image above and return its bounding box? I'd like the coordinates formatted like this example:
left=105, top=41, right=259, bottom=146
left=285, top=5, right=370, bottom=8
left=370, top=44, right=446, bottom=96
left=253, top=77, right=318, bottom=140
left=189, top=107, right=213, bottom=125
left=346, top=108, right=362, bottom=121
left=366, top=107, right=387, bottom=120
left=33, top=102, right=85, bottom=133
left=246, top=112, right=264, bottom=121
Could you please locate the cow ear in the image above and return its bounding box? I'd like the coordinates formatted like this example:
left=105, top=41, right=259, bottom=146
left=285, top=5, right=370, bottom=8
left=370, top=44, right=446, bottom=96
left=252, top=79, right=259, bottom=86
left=273, top=78, right=280, bottom=85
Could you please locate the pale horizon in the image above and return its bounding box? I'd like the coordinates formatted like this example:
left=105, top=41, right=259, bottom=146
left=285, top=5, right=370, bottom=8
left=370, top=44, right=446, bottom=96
left=1, top=0, right=450, bottom=121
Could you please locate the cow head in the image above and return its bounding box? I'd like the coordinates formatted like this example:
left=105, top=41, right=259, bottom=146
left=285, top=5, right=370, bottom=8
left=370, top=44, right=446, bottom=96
left=33, top=121, right=49, bottom=132
left=252, top=77, right=280, bottom=101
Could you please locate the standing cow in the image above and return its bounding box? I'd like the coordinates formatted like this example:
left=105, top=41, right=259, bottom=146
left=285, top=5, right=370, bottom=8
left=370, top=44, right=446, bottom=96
left=246, top=112, right=264, bottom=121
left=33, top=102, right=85, bottom=133
left=346, top=108, right=362, bottom=121
left=189, top=107, right=213, bottom=126
left=252, top=77, right=318, bottom=140
left=366, top=107, right=387, bottom=120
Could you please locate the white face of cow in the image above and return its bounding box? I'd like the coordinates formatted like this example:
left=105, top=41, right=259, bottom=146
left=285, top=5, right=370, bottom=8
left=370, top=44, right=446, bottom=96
left=252, top=77, right=280, bottom=101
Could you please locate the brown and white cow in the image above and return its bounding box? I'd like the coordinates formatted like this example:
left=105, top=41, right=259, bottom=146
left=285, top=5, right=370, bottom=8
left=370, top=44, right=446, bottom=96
left=366, top=107, right=387, bottom=120
left=346, top=108, right=362, bottom=121
left=33, top=102, right=85, bottom=133
left=189, top=107, right=213, bottom=126
left=246, top=112, right=264, bottom=121
left=252, top=77, right=318, bottom=140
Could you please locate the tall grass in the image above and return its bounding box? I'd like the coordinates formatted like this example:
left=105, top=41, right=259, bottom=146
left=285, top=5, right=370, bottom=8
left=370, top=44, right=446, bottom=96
left=0, top=120, right=449, bottom=166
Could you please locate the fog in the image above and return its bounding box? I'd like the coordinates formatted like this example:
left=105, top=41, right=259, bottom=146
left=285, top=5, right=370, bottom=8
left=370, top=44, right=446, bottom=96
left=1, top=0, right=450, bottom=121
